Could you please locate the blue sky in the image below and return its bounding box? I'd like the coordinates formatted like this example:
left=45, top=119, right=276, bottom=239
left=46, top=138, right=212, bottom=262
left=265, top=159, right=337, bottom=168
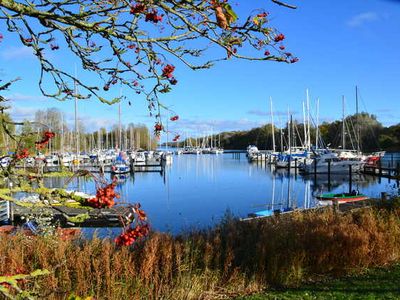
left=1, top=0, right=400, bottom=137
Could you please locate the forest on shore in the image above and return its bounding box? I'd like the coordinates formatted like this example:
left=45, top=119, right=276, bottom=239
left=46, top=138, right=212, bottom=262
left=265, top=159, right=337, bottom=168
left=176, top=113, right=400, bottom=153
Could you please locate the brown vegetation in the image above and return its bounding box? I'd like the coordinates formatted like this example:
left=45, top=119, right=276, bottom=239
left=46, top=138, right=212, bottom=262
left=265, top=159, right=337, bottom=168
left=1, top=204, right=400, bottom=299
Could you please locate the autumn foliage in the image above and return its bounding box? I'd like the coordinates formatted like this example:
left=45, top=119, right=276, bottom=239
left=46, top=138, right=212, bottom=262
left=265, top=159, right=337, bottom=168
left=1, top=203, right=400, bottom=299
left=86, top=182, right=120, bottom=209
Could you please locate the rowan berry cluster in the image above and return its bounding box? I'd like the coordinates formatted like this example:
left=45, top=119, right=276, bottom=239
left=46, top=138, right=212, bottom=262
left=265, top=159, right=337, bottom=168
left=115, top=204, right=149, bottom=246
left=170, top=115, right=179, bottom=121
left=35, top=131, right=56, bottom=149
left=15, top=148, right=30, bottom=160
left=87, top=182, right=120, bottom=208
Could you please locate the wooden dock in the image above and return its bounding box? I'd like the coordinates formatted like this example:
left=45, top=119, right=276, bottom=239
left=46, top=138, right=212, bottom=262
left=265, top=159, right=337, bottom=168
left=39, top=160, right=165, bottom=175
left=9, top=203, right=130, bottom=227
left=362, top=163, right=400, bottom=179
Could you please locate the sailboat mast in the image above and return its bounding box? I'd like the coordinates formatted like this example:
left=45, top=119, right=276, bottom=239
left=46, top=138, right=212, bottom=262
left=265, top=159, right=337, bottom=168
left=61, top=113, right=64, bottom=153
left=270, top=97, right=276, bottom=152
left=356, top=86, right=360, bottom=154
left=287, top=109, right=291, bottom=153
left=342, top=95, right=346, bottom=150
left=166, top=116, right=169, bottom=151
left=302, top=101, right=307, bottom=149
left=316, top=98, right=319, bottom=149
left=74, top=76, right=79, bottom=165
left=118, top=99, right=122, bottom=150
left=306, top=89, right=311, bottom=150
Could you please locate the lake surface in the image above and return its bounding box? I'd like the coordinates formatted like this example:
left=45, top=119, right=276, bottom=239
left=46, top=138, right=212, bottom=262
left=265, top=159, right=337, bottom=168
left=44, top=153, right=400, bottom=234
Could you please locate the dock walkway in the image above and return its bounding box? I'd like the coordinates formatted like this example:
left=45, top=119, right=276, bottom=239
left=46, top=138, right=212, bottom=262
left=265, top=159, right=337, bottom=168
left=10, top=203, right=130, bottom=227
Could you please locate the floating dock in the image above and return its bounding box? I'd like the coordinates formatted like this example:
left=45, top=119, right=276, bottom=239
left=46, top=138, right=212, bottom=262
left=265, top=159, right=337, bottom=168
left=7, top=203, right=131, bottom=227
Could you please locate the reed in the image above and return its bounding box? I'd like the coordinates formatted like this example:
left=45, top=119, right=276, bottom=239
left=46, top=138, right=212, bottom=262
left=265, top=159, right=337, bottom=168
left=1, top=204, right=400, bottom=299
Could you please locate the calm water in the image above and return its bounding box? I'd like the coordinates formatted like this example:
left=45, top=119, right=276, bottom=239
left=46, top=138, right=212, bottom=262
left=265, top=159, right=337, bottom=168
left=44, top=153, right=400, bottom=234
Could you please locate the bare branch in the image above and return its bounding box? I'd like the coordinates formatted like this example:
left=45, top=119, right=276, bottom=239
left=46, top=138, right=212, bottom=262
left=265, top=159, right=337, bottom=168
left=271, top=0, right=297, bottom=9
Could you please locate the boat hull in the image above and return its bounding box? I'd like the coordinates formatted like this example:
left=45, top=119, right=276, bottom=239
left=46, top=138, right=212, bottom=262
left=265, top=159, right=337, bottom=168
left=317, top=193, right=369, bottom=203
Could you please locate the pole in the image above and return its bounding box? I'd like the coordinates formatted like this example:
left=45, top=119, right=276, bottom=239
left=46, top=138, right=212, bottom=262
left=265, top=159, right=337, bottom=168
left=316, top=98, right=319, bottom=149
left=270, top=96, right=276, bottom=152
left=356, top=86, right=360, bottom=155
left=74, top=69, right=79, bottom=168
left=342, top=95, right=346, bottom=150
left=328, top=160, right=331, bottom=191
left=306, top=89, right=310, bottom=150
left=302, top=101, right=307, bottom=150
left=118, top=97, right=122, bottom=150
left=349, top=165, right=352, bottom=194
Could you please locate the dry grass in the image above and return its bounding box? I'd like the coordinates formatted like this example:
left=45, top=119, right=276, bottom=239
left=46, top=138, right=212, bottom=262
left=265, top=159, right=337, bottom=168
left=1, top=204, right=400, bottom=299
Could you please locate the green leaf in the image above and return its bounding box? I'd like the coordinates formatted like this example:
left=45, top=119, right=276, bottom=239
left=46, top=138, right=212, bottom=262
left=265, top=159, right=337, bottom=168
left=222, top=3, right=238, bottom=24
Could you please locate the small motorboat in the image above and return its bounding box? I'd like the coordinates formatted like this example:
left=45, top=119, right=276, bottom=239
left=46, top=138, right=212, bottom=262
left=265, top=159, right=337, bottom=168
left=111, top=152, right=130, bottom=174
left=316, top=192, right=369, bottom=203
left=111, top=162, right=130, bottom=174
left=247, top=207, right=293, bottom=218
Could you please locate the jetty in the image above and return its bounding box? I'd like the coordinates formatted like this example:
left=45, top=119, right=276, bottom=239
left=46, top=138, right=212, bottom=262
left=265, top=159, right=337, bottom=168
left=3, top=202, right=131, bottom=227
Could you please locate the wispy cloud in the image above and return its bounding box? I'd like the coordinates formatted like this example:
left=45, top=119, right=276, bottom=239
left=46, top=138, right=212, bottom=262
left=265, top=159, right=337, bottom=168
left=247, top=109, right=298, bottom=117
left=167, top=118, right=265, bottom=135
left=347, top=12, right=379, bottom=27
left=8, top=93, right=47, bottom=102
left=1, top=46, right=35, bottom=60
left=9, top=106, right=38, bottom=121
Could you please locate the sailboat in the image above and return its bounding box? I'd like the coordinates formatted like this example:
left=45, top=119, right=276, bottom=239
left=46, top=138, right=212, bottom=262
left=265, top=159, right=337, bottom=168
left=162, top=116, right=173, bottom=164
left=275, top=114, right=308, bottom=168
left=111, top=152, right=130, bottom=174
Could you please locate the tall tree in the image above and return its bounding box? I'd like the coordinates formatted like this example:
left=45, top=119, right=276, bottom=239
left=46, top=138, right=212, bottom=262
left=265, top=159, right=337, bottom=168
left=0, top=0, right=297, bottom=129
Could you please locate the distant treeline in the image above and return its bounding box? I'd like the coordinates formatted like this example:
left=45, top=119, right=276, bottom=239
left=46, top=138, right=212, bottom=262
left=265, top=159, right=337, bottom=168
left=1, top=107, right=158, bottom=154
left=174, top=113, right=400, bottom=152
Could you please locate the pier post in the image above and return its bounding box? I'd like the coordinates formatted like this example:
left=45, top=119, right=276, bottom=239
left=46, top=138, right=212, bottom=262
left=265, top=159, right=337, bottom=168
left=391, top=153, right=394, bottom=169
left=328, top=161, right=331, bottom=191
left=294, top=159, right=297, bottom=178
left=397, top=162, right=400, bottom=177
left=381, top=192, right=388, bottom=205
left=348, top=165, right=352, bottom=194
left=288, top=156, right=291, bottom=172
left=313, top=158, right=317, bottom=185
left=333, top=199, right=339, bottom=212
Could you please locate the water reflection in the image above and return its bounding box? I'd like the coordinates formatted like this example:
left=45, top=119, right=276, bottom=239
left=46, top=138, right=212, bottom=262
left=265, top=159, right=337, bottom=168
left=43, top=153, right=399, bottom=233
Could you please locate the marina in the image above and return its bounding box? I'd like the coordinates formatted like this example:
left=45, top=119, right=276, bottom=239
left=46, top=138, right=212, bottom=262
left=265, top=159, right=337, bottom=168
left=3, top=151, right=398, bottom=233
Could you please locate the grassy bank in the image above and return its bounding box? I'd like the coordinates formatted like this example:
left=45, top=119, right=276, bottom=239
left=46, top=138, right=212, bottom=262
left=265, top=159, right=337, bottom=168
left=1, top=203, right=400, bottom=299
left=241, top=264, right=400, bottom=299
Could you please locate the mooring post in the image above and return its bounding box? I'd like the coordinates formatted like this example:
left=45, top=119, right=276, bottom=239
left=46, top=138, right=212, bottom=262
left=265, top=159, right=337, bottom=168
left=333, top=199, right=339, bottom=212
left=328, top=160, right=331, bottom=192
left=391, top=153, right=394, bottom=169
left=288, top=156, right=291, bottom=172
left=348, top=164, right=352, bottom=194
left=314, top=158, right=317, bottom=184
left=294, top=159, right=297, bottom=178
left=381, top=192, right=387, bottom=204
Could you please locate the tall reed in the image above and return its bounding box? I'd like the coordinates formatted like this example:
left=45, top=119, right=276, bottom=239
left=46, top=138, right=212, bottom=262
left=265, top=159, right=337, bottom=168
left=1, top=205, right=400, bottom=299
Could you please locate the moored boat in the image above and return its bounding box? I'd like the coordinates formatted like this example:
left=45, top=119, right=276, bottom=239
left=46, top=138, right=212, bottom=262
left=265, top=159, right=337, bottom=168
left=316, top=192, right=369, bottom=203
left=111, top=162, right=130, bottom=174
